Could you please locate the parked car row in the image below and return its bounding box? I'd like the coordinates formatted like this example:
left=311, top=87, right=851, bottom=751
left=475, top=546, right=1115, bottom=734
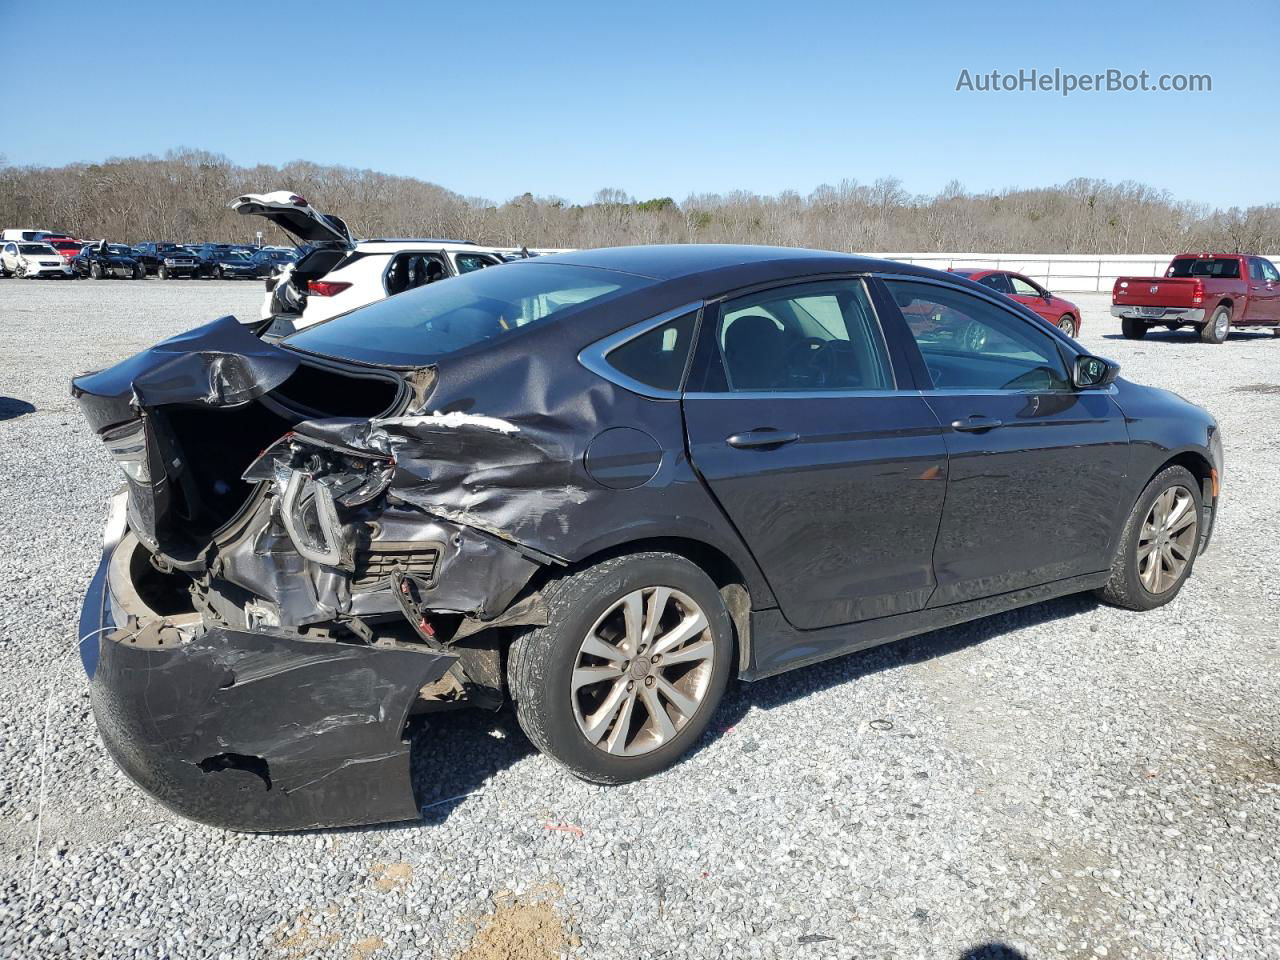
left=0, top=230, right=300, bottom=281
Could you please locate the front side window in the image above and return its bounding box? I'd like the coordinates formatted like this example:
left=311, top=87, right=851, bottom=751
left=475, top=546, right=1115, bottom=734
left=1008, top=275, right=1041, bottom=296
left=286, top=262, right=654, bottom=366
left=1262, top=260, right=1280, bottom=283
left=884, top=279, right=1071, bottom=392
left=715, top=279, right=893, bottom=392
left=602, top=311, right=697, bottom=392
left=456, top=253, right=500, bottom=274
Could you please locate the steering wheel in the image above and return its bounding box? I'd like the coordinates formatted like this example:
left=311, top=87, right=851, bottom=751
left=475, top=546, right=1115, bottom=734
left=784, top=337, right=837, bottom=388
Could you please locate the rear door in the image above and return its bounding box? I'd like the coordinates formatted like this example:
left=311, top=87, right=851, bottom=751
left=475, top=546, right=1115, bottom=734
left=683, top=276, right=949, bottom=630
left=1245, top=258, right=1279, bottom=322
left=879, top=276, right=1131, bottom=605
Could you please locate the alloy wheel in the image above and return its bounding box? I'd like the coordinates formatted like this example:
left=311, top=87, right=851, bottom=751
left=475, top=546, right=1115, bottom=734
left=1215, top=310, right=1229, bottom=339
left=1137, top=485, right=1198, bottom=594
left=1058, top=316, right=1075, bottom=336
left=571, top=586, right=715, bottom=757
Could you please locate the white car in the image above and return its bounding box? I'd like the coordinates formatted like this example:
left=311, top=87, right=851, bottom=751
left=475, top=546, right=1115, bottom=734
left=231, top=192, right=510, bottom=335
left=0, top=241, right=74, bottom=278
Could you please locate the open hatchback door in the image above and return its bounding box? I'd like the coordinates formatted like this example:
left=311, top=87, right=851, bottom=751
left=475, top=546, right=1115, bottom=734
left=230, top=191, right=356, bottom=248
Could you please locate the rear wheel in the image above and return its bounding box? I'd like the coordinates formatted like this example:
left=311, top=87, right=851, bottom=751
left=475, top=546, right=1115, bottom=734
left=1200, top=305, right=1230, bottom=344
left=1096, top=465, right=1202, bottom=611
left=1057, top=315, right=1077, bottom=337
left=1121, top=317, right=1148, bottom=340
left=508, top=552, right=733, bottom=784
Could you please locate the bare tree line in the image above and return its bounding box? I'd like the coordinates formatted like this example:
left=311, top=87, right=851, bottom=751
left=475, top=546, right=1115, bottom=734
left=2, top=148, right=1278, bottom=254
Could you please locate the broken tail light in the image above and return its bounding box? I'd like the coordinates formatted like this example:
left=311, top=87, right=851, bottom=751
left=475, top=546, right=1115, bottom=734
left=103, top=420, right=151, bottom=483
left=307, top=280, right=352, bottom=297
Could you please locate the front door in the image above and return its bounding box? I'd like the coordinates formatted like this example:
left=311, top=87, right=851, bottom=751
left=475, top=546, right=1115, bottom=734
left=683, top=277, right=950, bottom=630
left=1008, top=273, right=1053, bottom=322
left=879, top=277, right=1131, bottom=606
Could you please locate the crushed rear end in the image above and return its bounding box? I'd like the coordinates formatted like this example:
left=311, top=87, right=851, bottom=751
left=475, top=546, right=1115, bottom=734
left=72, top=317, right=553, bottom=831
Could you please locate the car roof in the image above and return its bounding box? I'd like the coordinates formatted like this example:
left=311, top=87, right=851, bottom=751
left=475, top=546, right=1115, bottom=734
left=527, top=244, right=933, bottom=282
left=351, top=240, right=500, bottom=253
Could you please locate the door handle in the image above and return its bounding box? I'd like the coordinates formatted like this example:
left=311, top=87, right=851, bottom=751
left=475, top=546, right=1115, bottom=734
left=950, top=416, right=1004, bottom=432
left=726, top=429, right=800, bottom=449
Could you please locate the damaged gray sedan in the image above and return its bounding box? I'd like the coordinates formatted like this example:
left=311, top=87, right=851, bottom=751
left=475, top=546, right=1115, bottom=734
left=74, top=245, right=1222, bottom=831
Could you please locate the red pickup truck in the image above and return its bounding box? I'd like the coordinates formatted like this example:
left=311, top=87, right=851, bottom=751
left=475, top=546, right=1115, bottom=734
left=1112, top=253, right=1280, bottom=344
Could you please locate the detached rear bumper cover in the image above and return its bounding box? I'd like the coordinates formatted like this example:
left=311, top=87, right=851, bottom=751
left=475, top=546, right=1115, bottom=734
left=81, top=564, right=456, bottom=832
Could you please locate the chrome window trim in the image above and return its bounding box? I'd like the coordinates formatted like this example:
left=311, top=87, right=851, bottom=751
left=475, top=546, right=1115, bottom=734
left=577, top=301, right=704, bottom=400
left=684, top=384, right=1116, bottom=400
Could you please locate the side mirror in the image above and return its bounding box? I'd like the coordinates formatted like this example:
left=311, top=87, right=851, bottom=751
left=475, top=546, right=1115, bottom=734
left=1074, top=355, right=1120, bottom=389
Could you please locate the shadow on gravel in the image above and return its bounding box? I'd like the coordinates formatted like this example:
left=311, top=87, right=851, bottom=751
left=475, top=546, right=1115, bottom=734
left=959, top=945, right=1029, bottom=960
left=0, top=397, right=36, bottom=421
left=711, top=592, right=1100, bottom=737
left=1100, top=330, right=1276, bottom=343
left=316, top=593, right=1098, bottom=837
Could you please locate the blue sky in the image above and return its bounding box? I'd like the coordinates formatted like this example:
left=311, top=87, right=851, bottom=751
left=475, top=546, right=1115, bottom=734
left=2, top=0, right=1275, bottom=209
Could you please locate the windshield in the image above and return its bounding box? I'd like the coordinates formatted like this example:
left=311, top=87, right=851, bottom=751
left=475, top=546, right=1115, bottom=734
left=1167, top=257, right=1240, bottom=279
left=51, top=241, right=81, bottom=251
left=19, top=243, right=55, bottom=254
left=285, top=262, right=655, bottom=366
left=220, top=251, right=251, bottom=261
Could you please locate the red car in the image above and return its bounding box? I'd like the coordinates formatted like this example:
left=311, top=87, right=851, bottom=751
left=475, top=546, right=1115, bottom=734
left=949, top=269, right=1082, bottom=337
left=45, top=237, right=84, bottom=263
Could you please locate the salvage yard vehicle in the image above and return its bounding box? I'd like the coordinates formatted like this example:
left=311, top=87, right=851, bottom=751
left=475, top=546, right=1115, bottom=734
left=0, top=241, right=74, bottom=278
left=74, top=245, right=1223, bottom=832
left=198, top=247, right=260, bottom=280
left=230, top=191, right=507, bottom=336
left=132, top=242, right=203, bottom=279
left=1112, top=253, right=1280, bottom=343
left=948, top=268, right=1082, bottom=336
left=47, top=238, right=86, bottom=263
left=72, top=242, right=145, bottom=279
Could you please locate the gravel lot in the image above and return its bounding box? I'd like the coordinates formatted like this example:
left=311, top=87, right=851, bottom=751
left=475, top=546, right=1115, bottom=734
left=0, top=278, right=1277, bottom=960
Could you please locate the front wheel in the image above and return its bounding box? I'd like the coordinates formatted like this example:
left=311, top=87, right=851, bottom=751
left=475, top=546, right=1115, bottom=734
left=133, top=264, right=145, bottom=280
left=1200, top=306, right=1230, bottom=344
left=1057, top=315, right=1077, bottom=338
left=1096, top=465, right=1202, bottom=611
left=1121, top=317, right=1148, bottom=340
left=90, top=262, right=103, bottom=280
left=508, top=552, right=733, bottom=784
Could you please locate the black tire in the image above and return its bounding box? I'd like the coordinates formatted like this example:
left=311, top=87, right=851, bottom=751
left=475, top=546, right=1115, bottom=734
left=215, top=265, right=224, bottom=280
left=90, top=262, right=103, bottom=280
left=1199, top=305, right=1230, bottom=344
left=507, top=552, right=733, bottom=784
left=157, top=264, right=168, bottom=280
left=133, top=264, right=144, bottom=280
left=1096, top=465, right=1202, bottom=611
left=1057, top=315, right=1077, bottom=338
left=1121, top=317, right=1148, bottom=339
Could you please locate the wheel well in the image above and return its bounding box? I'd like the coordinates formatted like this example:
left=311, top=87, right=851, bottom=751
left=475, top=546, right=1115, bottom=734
left=1217, top=298, right=1233, bottom=313
left=566, top=536, right=754, bottom=673
left=1155, top=450, right=1214, bottom=498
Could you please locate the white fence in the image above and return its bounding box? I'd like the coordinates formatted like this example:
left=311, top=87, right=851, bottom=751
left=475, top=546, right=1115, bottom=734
left=870, top=252, right=1280, bottom=293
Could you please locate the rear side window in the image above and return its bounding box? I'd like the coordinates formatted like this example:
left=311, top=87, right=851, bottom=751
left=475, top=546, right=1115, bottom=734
left=602, top=312, right=697, bottom=392
left=979, top=273, right=1013, bottom=294
left=1167, top=257, right=1240, bottom=279
left=885, top=279, right=1070, bottom=392
left=715, top=279, right=894, bottom=392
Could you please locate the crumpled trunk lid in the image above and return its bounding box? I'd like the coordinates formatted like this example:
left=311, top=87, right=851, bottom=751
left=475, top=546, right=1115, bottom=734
left=72, top=315, right=406, bottom=567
